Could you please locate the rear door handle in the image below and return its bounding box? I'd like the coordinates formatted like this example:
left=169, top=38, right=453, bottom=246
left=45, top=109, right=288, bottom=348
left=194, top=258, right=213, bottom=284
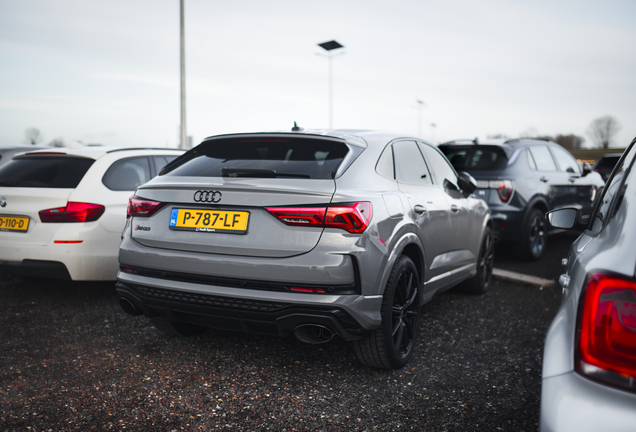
left=540, top=176, right=549, bottom=183
left=414, top=205, right=427, bottom=214
left=451, top=205, right=459, bottom=213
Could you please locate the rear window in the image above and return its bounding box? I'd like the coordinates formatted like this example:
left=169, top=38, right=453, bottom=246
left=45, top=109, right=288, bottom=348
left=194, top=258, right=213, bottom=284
left=163, top=137, right=350, bottom=179
left=0, top=156, right=95, bottom=188
left=440, top=146, right=508, bottom=171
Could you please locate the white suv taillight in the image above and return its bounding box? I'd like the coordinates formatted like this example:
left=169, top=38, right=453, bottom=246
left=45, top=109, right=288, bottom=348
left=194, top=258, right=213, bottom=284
left=577, top=274, right=636, bottom=392
left=39, top=202, right=105, bottom=223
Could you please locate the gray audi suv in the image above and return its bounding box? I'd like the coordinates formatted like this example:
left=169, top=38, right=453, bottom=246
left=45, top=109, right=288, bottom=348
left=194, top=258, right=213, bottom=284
left=116, top=129, right=493, bottom=369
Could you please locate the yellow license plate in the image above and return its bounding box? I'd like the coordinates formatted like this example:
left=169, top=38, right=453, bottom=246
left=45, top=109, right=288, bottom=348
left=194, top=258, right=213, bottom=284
left=169, top=208, right=249, bottom=234
left=0, top=215, right=30, bottom=232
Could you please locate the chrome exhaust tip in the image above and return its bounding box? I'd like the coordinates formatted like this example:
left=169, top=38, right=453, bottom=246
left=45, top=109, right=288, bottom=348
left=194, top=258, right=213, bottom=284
left=119, top=297, right=142, bottom=316
left=293, top=324, right=334, bottom=344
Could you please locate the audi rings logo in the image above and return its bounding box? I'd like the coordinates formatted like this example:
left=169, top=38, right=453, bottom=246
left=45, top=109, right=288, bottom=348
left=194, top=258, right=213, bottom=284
left=193, top=190, right=222, bottom=203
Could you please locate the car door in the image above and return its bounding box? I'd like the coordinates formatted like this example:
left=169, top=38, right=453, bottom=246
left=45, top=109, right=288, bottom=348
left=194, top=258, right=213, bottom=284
left=549, top=145, right=599, bottom=218
left=527, top=145, right=563, bottom=209
left=418, top=142, right=477, bottom=277
left=391, top=140, right=454, bottom=290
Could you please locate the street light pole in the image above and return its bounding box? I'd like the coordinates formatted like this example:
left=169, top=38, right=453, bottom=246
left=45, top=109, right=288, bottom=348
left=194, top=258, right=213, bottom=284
left=416, top=100, right=425, bottom=138
left=180, top=0, right=187, bottom=149
left=318, top=40, right=344, bottom=129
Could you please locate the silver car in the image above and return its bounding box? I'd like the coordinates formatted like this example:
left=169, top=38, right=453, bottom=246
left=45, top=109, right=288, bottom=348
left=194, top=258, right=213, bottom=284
left=541, top=137, right=636, bottom=430
left=116, top=130, right=493, bottom=369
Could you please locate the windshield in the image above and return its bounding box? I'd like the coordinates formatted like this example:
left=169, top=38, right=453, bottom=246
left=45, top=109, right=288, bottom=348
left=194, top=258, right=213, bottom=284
left=163, top=137, right=350, bottom=180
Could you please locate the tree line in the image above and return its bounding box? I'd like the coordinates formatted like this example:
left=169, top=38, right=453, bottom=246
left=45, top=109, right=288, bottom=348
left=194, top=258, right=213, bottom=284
left=488, top=115, right=622, bottom=149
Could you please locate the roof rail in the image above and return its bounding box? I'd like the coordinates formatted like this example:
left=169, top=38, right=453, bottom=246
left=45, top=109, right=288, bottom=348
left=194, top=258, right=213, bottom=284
left=106, top=147, right=184, bottom=154
left=504, top=137, right=551, bottom=144
left=441, top=138, right=480, bottom=145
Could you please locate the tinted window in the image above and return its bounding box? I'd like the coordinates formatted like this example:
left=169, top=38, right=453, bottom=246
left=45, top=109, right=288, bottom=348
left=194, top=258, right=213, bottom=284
left=528, top=146, right=557, bottom=171
left=102, top=157, right=151, bottom=191
left=589, top=142, right=636, bottom=234
left=164, top=138, right=349, bottom=179
left=153, top=155, right=178, bottom=175
left=0, top=156, right=95, bottom=188
left=393, top=141, right=431, bottom=185
left=419, top=143, right=457, bottom=187
left=441, top=146, right=508, bottom=171
left=550, top=146, right=580, bottom=174
left=376, top=145, right=394, bottom=179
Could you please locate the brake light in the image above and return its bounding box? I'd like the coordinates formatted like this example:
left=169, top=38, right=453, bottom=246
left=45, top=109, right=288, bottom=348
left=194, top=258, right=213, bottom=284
left=492, top=180, right=513, bottom=202
left=263, top=206, right=327, bottom=227
left=266, top=202, right=372, bottom=234
left=577, top=274, right=636, bottom=390
left=39, top=202, right=105, bottom=223
left=127, top=195, right=165, bottom=218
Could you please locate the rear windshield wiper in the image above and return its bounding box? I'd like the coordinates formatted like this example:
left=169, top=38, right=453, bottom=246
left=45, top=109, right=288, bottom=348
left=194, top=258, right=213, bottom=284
left=221, top=168, right=310, bottom=178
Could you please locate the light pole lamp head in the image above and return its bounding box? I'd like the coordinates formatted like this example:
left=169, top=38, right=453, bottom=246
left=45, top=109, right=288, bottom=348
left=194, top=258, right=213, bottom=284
left=318, top=40, right=344, bottom=51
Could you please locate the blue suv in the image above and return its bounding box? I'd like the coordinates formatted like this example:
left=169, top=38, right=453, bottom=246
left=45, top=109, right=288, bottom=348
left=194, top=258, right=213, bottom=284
left=439, top=138, right=604, bottom=260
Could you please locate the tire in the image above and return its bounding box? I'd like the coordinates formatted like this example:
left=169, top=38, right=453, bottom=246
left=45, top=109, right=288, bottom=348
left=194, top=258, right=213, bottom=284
left=150, top=316, right=207, bottom=336
left=353, top=256, right=421, bottom=369
left=459, top=227, right=494, bottom=295
left=520, top=208, right=547, bottom=260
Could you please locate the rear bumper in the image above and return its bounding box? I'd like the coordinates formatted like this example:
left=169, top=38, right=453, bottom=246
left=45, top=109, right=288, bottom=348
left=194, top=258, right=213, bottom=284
left=0, top=259, right=71, bottom=280
left=116, top=279, right=374, bottom=341
left=540, top=371, right=636, bottom=432
left=0, top=222, right=121, bottom=280
left=491, top=208, right=524, bottom=242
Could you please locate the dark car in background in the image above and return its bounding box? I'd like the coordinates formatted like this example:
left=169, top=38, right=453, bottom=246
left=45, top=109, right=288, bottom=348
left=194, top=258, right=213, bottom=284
left=540, top=137, right=636, bottom=431
left=439, top=138, right=604, bottom=260
left=592, top=152, right=622, bottom=182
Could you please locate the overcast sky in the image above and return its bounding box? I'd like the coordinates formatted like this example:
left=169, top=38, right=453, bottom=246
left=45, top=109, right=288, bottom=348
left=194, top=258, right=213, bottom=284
left=1, top=0, right=634, bottom=149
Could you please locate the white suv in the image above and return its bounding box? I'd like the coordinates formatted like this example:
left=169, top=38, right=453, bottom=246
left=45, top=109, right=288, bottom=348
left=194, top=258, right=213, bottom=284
left=0, top=147, right=183, bottom=280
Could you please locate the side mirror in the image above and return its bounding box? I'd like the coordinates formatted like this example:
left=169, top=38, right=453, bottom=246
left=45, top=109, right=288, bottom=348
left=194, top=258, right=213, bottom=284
left=546, top=207, right=582, bottom=230
left=581, top=162, right=592, bottom=177
left=457, top=171, right=477, bottom=197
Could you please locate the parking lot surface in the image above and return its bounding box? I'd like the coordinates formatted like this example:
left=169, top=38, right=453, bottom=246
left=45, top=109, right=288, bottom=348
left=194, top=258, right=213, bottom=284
left=0, top=233, right=576, bottom=431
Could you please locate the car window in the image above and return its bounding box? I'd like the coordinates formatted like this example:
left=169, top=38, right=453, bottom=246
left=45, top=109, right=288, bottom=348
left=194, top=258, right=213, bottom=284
left=418, top=143, right=457, bottom=185
left=376, top=144, right=395, bottom=179
left=164, top=137, right=349, bottom=180
left=393, top=141, right=431, bottom=185
left=0, top=156, right=95, bottom=188
left=528, top=146, right=557, bottom=171
left=589, top=141, right=636, bottom=234
left=102, top=156, right=152, bottom=191
left=550, top=146, right=580, bottom=174
left=441, top=146, right=508, bottom=171
left=152, top=155, right=178, bottom=175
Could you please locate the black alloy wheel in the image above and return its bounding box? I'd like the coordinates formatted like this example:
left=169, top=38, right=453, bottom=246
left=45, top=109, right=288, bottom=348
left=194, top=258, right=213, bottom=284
left=353, top=256, right=421, bottom=369
left=460, top=227, right=494, bottom=294
left=522, top=208, right=547, bottom=260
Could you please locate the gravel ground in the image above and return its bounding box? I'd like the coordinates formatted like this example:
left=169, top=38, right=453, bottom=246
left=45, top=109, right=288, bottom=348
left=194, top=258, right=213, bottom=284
left=0, top=233, right=577, bottom=431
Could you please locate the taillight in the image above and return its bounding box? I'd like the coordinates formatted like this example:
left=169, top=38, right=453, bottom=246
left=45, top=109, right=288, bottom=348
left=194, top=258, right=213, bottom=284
left=39, top=202, right=105, bottom=223
left=127, top=195, right=165, bottom=219
left=492, top=180, right=513, bottom=202
left=266, top=202, right=372, bottom=234
left=577, top=274, right=636, bottom=391
left=475, top=180, right=514, bottom=202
